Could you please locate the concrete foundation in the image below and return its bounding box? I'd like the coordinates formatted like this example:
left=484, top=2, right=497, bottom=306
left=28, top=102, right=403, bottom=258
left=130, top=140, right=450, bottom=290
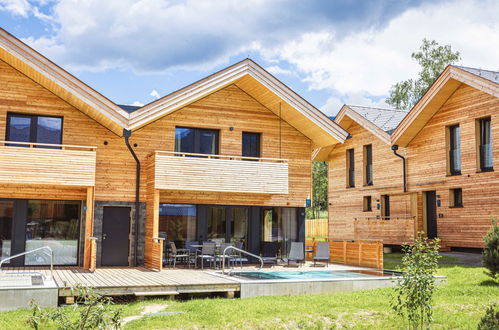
left=0, top=277, right=58, bottom=311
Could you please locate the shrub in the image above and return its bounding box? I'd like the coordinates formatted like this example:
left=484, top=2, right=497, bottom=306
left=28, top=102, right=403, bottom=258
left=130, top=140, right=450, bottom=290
left=482, top=219, right=499, bottom=281
left=29, top=284, right=122, bottom=329
left=391, top=233, right=440, bottom=330
left=477, top=304, right=499, bottom=330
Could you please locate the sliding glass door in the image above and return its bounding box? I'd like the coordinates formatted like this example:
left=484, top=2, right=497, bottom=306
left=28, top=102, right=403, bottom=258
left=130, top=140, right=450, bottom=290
left=260, top=207, right=298, bottom=258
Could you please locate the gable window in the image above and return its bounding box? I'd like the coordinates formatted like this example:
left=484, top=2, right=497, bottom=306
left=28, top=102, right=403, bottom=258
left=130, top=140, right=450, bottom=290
left=175, top=127, right=219, bottom=155
left=6, top=113, right=63, bottom=147
left=363, top=196, right=372, bottom=212
left=449, top=188, right=463, bottom=208
left=477, top=117, right=493, bottom=171
left=447, top=124, right=461, bottom=175
left=346, top=149, right=355, bottom=188
left=363, top=144, right=373, bottom=186
left=381, top=195, right=390, bottom=219
left=242, top=132, right=261, bottom=159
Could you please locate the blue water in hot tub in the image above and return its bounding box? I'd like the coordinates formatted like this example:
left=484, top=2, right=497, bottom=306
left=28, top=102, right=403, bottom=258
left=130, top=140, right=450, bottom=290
left=231, top=269, right=398, bottom=280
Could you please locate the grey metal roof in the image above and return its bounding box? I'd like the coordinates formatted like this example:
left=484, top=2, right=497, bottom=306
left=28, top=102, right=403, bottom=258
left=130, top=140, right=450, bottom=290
left=456, top=66, right=499, bottom=84
left=118, top=104, right=141, bottom=113
left=347, top=105, right=408, bottom=134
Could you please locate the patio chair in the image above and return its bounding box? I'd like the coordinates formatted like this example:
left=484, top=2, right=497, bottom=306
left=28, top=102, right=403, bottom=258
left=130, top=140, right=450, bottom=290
left=168, top=242, right=191, bottom=268
left=197, top=242, right=217, bottom=270
left=313, top=242, right=330, bottom=267
left=261, top=242, right=278, bottom=266
left=287, top=242, right=305, bottom=267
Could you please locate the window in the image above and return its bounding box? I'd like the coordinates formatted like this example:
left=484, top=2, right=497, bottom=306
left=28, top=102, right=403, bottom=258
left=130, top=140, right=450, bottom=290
left=158, top=204, right=197, bottom=248
left=477, top=117, right=493, bottom=171
left=174, top=127, right=219, bottom=155
left=363, top=196, right=372, bottom=212
left=447, top=124, right=461, bottom=175
left=381, top=195, right=390, bottom=219
left=449, top=188, right=463, bottom=208
left=363, top=144, right=373, bottom=185
left=242, top=132, right=261, bottom=159
left=6, top=113, right=63, bottom=147
left=346, top=149, right=355, bottom=187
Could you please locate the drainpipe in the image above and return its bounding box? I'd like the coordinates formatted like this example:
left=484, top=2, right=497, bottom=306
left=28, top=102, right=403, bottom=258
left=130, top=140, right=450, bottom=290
left=391, top=145, right=407, bottom=193
left=123, top=129, right=140, bottom=266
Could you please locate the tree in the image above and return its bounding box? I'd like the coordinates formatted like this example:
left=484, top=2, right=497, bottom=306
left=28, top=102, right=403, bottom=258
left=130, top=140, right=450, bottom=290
left=310, top=161, right=328, bottom=219
left=482, top=219, right=499, bottom=281
left=386, top=39, right=461, bottom=110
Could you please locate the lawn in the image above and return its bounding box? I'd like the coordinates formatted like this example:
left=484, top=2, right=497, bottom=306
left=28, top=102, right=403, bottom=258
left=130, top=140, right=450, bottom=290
left=0, top=254, right=497, bottom=329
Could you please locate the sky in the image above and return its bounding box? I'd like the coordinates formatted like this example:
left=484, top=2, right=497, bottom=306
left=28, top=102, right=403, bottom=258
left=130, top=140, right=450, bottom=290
left=0, top=0, right=498, bottom=115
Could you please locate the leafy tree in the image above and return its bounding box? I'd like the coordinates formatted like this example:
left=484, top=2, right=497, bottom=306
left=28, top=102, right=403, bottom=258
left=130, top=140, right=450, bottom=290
left=308, top=161, right=328, bottom=219
left=391, top=233, right=441, bottom=329
left=386, top=39, right=461, bottom=110
left=482, top=219, right=499, bottom=281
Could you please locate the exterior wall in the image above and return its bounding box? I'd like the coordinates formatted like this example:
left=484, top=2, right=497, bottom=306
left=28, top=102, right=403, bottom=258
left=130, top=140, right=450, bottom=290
left=328, top=121, right=407, bottom=241
left=0, top=60, right=311, bottom=207
left=406, top=84, right=499, bottom=248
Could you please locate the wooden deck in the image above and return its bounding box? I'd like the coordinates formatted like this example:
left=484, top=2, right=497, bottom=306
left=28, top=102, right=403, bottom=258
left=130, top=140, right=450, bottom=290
left=2, top=267, right=240, bottom=297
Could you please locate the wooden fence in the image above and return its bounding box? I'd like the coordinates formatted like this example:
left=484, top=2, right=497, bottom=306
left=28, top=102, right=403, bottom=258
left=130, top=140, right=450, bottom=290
left=305, top=238, right=383, bottom=269
left=305, top=219, right=328, bottom=238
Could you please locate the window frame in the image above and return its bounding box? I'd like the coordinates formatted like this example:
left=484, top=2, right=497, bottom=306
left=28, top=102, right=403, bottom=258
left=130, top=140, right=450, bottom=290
left=363, top=196, right=372, bottom=212
left=449, top=188, right=463, bottom=208
left=6, top=112, right=64, bottom=146
left=447, top=124, right=461, bottom=176
left=346, top=148, right=355, bottom=188
left=363, top=144, right=373, bottom=186
left=476, top=117, right=493, bottom=172
left=381, top=195, right=390, bottom=219
left=242, top=132, right=261, bottom=159
left=174, top=126, right=220, bottom=156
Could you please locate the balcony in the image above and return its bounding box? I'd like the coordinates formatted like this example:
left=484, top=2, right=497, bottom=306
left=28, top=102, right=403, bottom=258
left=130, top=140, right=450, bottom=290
left=151, top=151, right=288, bottom=194
left=0, top=141, right=97, bottom=187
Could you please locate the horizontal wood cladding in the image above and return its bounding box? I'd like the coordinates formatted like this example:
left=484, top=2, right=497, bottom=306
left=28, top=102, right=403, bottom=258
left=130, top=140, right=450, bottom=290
left=328, top=121, right=407, bottom=242
left=153, top=152, right=288, bottom=194
left=406, top=84, right=499, bottom=248
left=0, top=144, right=96, bottom=187
left=0, top=59, right=310, bottom=205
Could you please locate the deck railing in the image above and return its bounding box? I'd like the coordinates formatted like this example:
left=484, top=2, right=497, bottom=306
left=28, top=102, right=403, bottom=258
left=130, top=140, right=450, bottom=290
left=151, top=151, right=289, bottom=194
left=0, top=141, right=97, bottom=187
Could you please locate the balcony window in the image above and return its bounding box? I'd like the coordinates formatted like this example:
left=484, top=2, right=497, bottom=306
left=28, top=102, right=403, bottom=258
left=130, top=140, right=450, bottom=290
left=242, top=132, right=261, bottom=159
left=363, top=144, right=373, bottom=186
left=447, top=124, right=461, bottom=175
left=346, top=148, right=355, bottom=188
left=6, top=113, right=62, bottom=148
left=449, top=188, right=463, bottom=208
left=174, top=127, right=219, bottom=156
left=477, top=117, right=493, bottom=171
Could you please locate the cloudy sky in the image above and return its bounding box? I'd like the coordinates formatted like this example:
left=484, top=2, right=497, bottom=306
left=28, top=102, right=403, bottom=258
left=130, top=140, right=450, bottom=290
left=1, top=0, right=498, bottom=115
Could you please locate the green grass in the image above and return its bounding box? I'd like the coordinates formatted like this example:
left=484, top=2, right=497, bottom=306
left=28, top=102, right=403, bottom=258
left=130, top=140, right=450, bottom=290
left=1, top=254, right=497, bottom=329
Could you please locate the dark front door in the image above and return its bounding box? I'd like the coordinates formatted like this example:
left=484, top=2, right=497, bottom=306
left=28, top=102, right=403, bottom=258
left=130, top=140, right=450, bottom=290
left=425, top=191, right=438, bottom=239
left=101, top=207, right=130, bottom=266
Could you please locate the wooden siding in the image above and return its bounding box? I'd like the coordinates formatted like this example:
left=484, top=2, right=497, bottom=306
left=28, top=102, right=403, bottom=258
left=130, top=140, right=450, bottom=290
left=0, top=142, right=96, bottom=187
left=405, top=84, right=499, bottom=248
left=0, top=60, right=311, bottom=206
left=153, top=151, right=288, bottom=194
left=305, top=219, right=328, bottom=238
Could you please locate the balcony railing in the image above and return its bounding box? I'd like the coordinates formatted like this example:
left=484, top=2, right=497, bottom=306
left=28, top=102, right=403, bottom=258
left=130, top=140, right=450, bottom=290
left=0, top=141, right=97, bottom=187
left=152, top=151, right=288, bottom=194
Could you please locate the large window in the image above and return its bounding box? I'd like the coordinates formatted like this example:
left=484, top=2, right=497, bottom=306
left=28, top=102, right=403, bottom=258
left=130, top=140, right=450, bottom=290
left=242, top=132, right=261, bottom=159
left=477, top=117, right=493, bottom=171
left=0, top=201, right=13, bottom=264
left=6, top=113, right=62, bottom=147
left=158, top=204, right=197, bottom=248
left=260, top=208, right=298, bottom=257
left=174, top=127, right=219, bottom=155
left=346, top=149, right=355, bottom=188
left=207, top=206, right=226, bottom=243
left=447, top=124, right=461, bottom=175
left=363, top=144, right=373, bottom=186
left=25, top=200, right=80, bottom=265
left=230, top=208, right=249, bottom=249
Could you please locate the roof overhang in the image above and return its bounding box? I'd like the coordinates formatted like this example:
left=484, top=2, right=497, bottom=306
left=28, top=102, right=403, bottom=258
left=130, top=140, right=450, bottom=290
left=0, top=29, right=128, bottom=136
left=129, top=59, right=348, bottom=147
left=391, top=65, right=499, bottom=147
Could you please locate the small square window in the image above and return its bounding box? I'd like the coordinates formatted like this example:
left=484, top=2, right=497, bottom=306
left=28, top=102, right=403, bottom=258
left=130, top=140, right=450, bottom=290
left=363, top=196, right=372, bottom=212
left=449, top=188, right=463, bottom=208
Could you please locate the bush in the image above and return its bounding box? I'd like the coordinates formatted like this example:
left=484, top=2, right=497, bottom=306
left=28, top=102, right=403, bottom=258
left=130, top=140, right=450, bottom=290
left=482, top=219, right=499, bottom=281
left=391, top=233, right=440, bottom=330
left=477, top=304, right=499, bottom=330
left=29, top=284, right=122, bottom=330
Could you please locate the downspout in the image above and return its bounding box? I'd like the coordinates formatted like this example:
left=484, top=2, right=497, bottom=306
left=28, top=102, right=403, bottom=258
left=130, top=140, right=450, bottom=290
left=391, top=145, right=407, bottom=193
left=123, top=129, right=140, bottom=266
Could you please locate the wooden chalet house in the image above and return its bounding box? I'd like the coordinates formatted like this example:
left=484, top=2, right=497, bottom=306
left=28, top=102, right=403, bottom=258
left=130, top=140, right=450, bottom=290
left=322, top=66, right=499, bottom=249
left=0, top=28, right=348, bottom=270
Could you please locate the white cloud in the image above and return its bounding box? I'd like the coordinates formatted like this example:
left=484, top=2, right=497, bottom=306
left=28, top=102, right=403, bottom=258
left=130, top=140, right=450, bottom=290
left=149, top=89, right=160, bottom=99
left=131, top=100, right=144, bottom=106
left=265, top=65, right=295, bottom=76
left=0, top=0, right=31, bottom=17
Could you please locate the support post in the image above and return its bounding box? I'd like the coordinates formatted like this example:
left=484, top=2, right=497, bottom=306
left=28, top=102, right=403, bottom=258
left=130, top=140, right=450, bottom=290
left=145, top=154, right=162, bottom=270
left=83, top=186, right=95, bottom=270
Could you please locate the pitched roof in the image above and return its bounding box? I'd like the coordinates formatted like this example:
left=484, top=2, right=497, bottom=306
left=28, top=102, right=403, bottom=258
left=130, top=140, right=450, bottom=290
left=346, top=105, right=408, bottom=134
left=392, top=65, right=499, bottom=146
left=118, top=104, right=141, bottom=113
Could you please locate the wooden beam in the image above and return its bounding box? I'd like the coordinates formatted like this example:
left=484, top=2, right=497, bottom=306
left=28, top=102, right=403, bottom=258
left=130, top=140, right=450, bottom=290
left=83, top=186, right=95, bottom=270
